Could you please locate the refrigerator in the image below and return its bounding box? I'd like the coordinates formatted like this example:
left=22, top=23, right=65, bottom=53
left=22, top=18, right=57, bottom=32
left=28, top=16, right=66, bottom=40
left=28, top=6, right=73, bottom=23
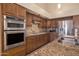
left=58, top=19, right=74, bottom=37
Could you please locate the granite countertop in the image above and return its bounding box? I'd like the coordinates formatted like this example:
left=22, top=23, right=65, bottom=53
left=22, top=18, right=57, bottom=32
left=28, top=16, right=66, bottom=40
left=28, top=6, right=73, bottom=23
left=26, top=32, right=48, bottom=37
left=27, top=40, right=79, bottom=56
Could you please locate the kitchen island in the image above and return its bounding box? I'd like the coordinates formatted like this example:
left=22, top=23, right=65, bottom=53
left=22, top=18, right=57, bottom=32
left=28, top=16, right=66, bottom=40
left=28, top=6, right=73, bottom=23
left=27, top=40, right=79, bottom=56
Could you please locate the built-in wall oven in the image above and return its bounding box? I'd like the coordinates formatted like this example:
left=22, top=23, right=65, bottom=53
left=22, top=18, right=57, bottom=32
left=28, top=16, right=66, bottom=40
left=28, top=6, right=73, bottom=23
left=4, top=31, right=25, bottom=50
left=4, top=15, right=26, bottom=50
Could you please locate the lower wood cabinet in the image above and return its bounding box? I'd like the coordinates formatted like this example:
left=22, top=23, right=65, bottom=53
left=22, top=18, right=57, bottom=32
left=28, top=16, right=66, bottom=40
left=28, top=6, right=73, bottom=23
left=25, top=33, right=49, bottom=54
left=49, top=32, right=58, bottom=41
left=2, top=45, right=25, bottom=56
left=25, top=36, right=37, bottom=54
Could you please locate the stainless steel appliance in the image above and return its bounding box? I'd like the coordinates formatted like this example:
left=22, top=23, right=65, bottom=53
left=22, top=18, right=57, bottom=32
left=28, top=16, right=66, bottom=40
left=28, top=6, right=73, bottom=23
left=4, top=15, right=26, bottom=30
left=58, top=20, right=74, bottom=37
left=4, top=31, right=25, bottom=50
left=4, top=15, right=26, bottom=50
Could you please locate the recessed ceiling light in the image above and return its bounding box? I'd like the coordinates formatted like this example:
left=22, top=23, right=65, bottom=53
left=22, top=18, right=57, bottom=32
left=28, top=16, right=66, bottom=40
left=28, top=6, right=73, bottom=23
left=58, top=4, right=61, bottom=9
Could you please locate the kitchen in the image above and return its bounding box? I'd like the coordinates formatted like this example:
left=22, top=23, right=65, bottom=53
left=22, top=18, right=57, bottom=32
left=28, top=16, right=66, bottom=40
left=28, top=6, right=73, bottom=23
left=0, top=3, right=79, bottom=56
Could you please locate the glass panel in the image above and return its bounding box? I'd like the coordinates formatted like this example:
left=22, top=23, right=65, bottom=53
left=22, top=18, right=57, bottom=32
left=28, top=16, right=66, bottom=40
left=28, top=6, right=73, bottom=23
left=7, top=33, right=24, bottom=45
left=8, top=23, right=23, bottom=28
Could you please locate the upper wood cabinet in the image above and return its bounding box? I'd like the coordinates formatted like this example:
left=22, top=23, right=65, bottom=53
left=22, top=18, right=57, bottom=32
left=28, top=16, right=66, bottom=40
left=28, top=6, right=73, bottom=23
left=47, top=20, right=52, bottom=28
left=39, top=19, right=47, bottom=28
left=51, top=20, right=58, bottom=28
left=26, top=13, right=47, bottom=28
left=26, top=13, right=33, bottom=27
left=43, top=19, right=47, bottom=28
left=73, top=15, right=79, bottom=28
left=17, top=4, right=26, bottom=19
left=2, top=3, right=26, bottom=19
left=47, top=20, right=58, bottom=28
left=33, top=15, right=41, bottom=21
left=2, top=3, right=17, bottom=16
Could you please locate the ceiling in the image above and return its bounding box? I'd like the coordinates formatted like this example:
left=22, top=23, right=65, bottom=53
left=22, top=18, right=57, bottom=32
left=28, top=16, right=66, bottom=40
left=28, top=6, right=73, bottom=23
left=18, top=3, right=79, bottom=19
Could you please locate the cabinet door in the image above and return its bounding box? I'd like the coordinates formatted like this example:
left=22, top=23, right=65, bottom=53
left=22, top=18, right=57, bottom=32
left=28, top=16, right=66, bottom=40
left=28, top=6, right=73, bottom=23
left=43, top=34, right=49, bottom=44
left=40, top=19, right=47, bottom=28
left=26, top=36, right=33, bottom=54
left=43, top=20, right=47, bottom=28
left=51, top=20, right=56, bottom=28
left=39, top=34, right=49, bottom=46
left=49, top=32, right=58, bottom=42
left=73, top=15, right=79, bottom=28
left=33, top=15, right=41, bottom=21
left=17, top=5, right=26, bottom=19
left=26, top=13, right=33, bottom=27
left=47, top=20, right=51, bottom=28
left=38, top=18, right=43, bottom=28
left=47, top=20, right=58, bottom=28
left=26, top=36, right=38, bottom=54
left=2, top=3, right=17, bottom=16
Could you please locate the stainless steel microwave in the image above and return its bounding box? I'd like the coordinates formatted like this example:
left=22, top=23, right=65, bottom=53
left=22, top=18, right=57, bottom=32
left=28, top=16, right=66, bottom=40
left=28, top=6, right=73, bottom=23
left=4, top=15, right=26, bottom=30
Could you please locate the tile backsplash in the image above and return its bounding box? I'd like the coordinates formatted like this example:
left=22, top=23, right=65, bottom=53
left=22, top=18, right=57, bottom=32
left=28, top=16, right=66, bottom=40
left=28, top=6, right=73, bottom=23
left=26, top=23, right=44, bottom=34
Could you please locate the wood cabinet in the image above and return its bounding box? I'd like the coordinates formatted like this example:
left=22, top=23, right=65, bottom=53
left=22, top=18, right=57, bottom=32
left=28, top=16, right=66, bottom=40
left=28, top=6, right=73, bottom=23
left=2, top=3, right=26, bottom=19
left=26, top=13, right=33, bottom=27
left=25, top=36, right=37, bottom=54
left=47, top=20, right=58, bottom=28
left=25, top=33, right=49, bottom=54
left=73, top=15, right=79, bottom=28
left=2, top=3, right=17, bottom=16
left=49, top=32, right=58, bottom=41
left=39, top=19, right=47, bottom=28
left=3, top=45, right=25, bottom=56
left=17, top=5, right=26, bottom=19
left=47, top=20, right=51, bottom=28
left=42, top=19, right=47, bottom=28
left=26, top=13, right=47, bottom=28
left=51, top=20, right=58, bottom=28
left=0, top=4, right=3, bottom=55
left=33, top=15, right=41, bottom=21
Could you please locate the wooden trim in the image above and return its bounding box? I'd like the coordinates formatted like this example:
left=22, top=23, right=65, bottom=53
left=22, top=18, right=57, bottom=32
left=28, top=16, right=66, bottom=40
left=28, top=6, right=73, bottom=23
left=0, top=4, right=4, bottom=56
left=26, top=9, right=48, bottom=20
